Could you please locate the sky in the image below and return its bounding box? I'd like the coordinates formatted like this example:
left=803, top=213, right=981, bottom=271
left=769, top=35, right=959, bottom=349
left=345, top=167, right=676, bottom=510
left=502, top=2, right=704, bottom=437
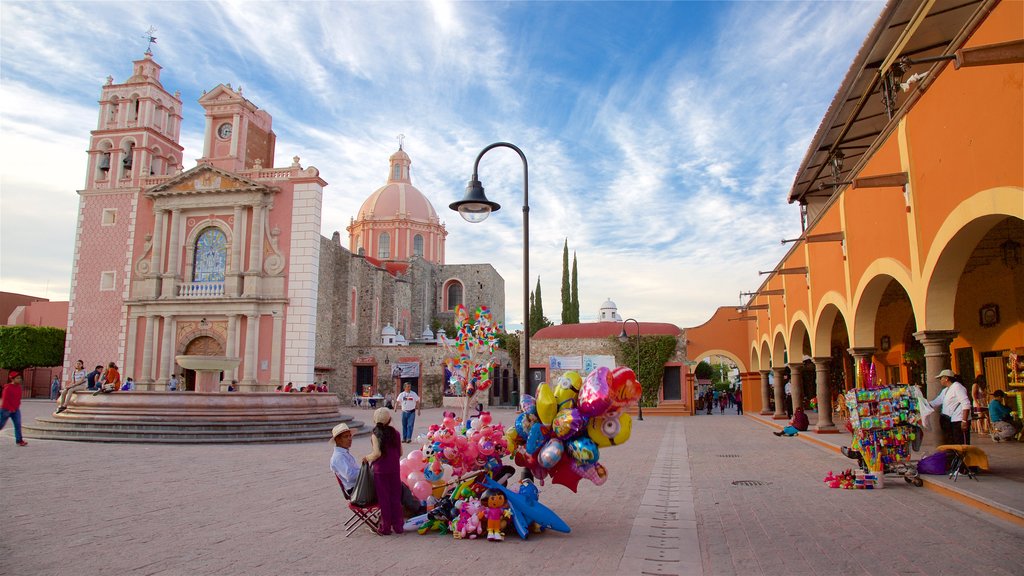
left=0, top=0, right=883, bottom=331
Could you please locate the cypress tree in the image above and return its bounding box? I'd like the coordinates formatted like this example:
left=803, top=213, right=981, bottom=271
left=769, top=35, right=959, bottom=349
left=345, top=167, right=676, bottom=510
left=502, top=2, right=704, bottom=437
left=570, top=251, right=579, bottom=323
left=561, top=239, right=570, bottom=324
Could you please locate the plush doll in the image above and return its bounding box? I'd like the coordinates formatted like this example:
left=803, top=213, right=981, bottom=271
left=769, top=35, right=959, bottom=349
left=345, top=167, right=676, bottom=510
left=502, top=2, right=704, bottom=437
left=479, top=488, right=511, bottom=541
left=454, top=498, right=483, bottom=539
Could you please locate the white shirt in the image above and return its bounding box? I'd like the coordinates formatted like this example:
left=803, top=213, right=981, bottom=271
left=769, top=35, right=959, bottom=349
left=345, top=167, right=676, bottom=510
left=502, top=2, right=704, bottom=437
left=168, top=376, right=178, bottom=391
left=72, top=368, right=87, bottom=387
left=396, top=390, right=420, bottom=412
left=331, top=446, right=359, bottom=491
left=931, top=382, right=971, bottom=422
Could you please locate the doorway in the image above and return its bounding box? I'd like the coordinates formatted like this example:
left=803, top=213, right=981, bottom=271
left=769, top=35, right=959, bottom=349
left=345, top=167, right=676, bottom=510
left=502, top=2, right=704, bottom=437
left=663, top=366, right=681, bottom=400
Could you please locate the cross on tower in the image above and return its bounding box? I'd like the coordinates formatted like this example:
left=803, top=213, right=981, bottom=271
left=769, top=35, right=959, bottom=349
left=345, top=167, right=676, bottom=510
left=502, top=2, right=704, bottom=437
left=397, top=133, right=405, bottom=150
left=142, top=26, right=158, bottom=55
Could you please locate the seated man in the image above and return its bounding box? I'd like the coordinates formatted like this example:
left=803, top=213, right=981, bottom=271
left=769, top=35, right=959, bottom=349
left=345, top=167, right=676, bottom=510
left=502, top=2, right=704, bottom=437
left=56, top=360, right=89, bottom=414
left=774, top=407, right=809, bottom=437
left=330, top=423, right=359, bottom=494
left=989, top=390, right=1019, bottom=442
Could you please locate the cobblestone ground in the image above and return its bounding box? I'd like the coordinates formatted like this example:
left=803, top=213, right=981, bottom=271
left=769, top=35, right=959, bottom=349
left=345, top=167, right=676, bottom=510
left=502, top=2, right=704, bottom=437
left=685, top=411, right=1024, bottom=575
left=1, top=400, right=1021, bottom=576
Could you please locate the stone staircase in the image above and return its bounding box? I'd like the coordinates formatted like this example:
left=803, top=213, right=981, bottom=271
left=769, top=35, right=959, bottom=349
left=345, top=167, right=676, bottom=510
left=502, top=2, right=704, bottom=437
left=21, top=391, right=370, bottom=444
left=622, top=400, right=693, bottom=417
left=23, top=413, right=369, bottom=444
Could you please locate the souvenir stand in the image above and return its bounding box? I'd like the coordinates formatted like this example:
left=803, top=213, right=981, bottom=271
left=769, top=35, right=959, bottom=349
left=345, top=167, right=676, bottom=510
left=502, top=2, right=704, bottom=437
left=842, top=362, right=922, bottom=488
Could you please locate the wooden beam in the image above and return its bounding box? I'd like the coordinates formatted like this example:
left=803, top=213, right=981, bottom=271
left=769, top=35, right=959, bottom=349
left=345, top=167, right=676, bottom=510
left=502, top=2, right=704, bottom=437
left=759, top=289, right=786, bottom=296
left=853, top=172, right=908, bottom=189
left=956, top=39, right=1024, bottom=69
left=745, top=304, right=770, bottom=310
left=805, top=231, right=845, bottom=243
left=728, top=316, right=758, bottom=322
left=776, top=267, right=808, bottom=275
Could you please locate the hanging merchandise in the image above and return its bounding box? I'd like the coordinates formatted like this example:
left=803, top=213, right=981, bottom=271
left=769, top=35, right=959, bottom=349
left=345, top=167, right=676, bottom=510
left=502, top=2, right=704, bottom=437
left=836, top=383, right=923, bottom=488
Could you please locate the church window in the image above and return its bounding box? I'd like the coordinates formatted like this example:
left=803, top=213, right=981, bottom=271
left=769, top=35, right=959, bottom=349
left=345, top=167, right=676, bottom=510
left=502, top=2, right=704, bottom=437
left=193, top=227, right=228, bottom=283
left=392, top=166, right=401, bottom=180
left=378, top=232, right=390, bottom=259
left=100, top=271, right=116, bottom=291
left=413, top=234, right=424, bottom=257
left=102, top=209, right=117, bottom=226
left=107, top=97, right=118, bottom=125
left=445, top=281, right=463, bottom=310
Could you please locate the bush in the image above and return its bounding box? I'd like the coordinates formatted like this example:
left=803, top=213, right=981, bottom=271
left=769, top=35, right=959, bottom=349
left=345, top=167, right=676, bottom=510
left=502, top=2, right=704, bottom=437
left=0, top=325, right=66, bottom=370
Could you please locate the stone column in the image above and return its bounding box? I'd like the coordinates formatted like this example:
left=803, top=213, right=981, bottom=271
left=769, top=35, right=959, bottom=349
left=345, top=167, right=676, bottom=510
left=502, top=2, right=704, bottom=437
left=759, top=370, right=772, bottom=415
left=124, top=315, right=138, bottom=388
left=812, top=357, right=837, bottom=432
left=914, top=330, right=958, bottom=446
left=772, top=366, right=788, bottom=419
left=270, top=311, right=284, bottom=389
left=202, top=115, right=212, bottom=157
left=244, top=204, right=264, bottom=297
left=848, top=347, right=876, bottom=388
left=141, top=315, right=157, bottom=384
left=231, top=205, right=244, bottom=296
left=158, top=314, right=174, bottom=389
left=788, top=362, right=805, bottom=412
left=226, top=314, right=238, bottom=381
left=162, top=209, right=181, bottom=297
left=150, top=209, right=165, bottom=298
left=243, top=313, right=259, bottom=386
left=229, top=113, right=240, bottom=157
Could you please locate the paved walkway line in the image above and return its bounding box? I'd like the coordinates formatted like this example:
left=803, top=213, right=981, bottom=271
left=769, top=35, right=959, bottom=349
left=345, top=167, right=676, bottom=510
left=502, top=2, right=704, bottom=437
left=618, top=419, right=703, bottom=576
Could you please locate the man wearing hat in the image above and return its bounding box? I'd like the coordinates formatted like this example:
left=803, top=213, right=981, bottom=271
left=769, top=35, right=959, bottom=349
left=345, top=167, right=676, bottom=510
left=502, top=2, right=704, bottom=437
left=1, top=371, right=28, bottom=446
left=929, top=369, right=972, bottom=445
left=330, top=423, right=359, bottom=493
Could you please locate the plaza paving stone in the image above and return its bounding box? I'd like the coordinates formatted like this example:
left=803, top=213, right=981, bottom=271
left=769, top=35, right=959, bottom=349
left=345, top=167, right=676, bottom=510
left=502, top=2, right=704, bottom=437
left=1, top=399, right=1022, bottom=575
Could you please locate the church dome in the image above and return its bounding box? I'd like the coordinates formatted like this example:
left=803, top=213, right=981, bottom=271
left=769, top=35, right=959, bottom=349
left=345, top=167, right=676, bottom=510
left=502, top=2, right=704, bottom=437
left=356, top=147, right=438, bottom=224
left=598, top=298, right=622, bottom=322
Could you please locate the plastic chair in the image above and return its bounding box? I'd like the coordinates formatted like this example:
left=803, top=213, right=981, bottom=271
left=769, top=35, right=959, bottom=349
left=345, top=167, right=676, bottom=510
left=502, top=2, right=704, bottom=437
left=336, top=475, right=383, bottom=537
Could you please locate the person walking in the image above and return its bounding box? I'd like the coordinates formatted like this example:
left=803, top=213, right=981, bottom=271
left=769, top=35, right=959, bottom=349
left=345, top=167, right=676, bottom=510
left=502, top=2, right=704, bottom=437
left=363, top=408, right=404, bottom=535
left=395, top=382, right=420, bottom=443
left=735, top=389, right=743, bottom=415
left=1, top=371, right=28, bottom=446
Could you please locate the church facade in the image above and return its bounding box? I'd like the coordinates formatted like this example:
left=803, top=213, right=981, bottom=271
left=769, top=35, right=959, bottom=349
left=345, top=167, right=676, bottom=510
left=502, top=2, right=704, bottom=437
left=62, top=52, right=507, bottom=402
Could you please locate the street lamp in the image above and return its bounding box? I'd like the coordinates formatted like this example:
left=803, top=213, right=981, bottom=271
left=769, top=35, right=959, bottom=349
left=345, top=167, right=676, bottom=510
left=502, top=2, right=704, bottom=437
left=618, top=317, right=644, bottom=421
left=450, top=142, right=529, bottom=406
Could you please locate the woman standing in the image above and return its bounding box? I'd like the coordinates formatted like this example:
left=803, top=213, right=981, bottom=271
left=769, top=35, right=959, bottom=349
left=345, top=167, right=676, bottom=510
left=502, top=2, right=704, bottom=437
left=972, top=375, right=989, bottom=435
left=364, top=407, right=404, bottom=535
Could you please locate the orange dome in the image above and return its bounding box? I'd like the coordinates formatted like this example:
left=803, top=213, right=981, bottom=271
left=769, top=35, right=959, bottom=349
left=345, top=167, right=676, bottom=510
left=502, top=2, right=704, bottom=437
left=356, top=147, right=438, bottom=223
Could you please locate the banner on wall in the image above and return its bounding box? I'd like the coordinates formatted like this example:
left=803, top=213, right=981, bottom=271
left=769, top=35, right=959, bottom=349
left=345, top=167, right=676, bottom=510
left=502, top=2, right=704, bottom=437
left=390, top=362, right=420, bottom=379
left=549, top=355, right=583, bottom=370
left=583, top=355, right=616, bottom=375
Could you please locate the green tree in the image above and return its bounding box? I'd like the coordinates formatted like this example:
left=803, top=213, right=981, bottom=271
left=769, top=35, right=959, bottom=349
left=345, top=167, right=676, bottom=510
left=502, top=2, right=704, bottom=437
left=570, top=251, right=579, bottom=323
left=0, top=326, right=66, bottom=370
left=528, top=277, right=552, bottom=336
left=560, top=239, right=570, bottom=324
left=694, top=360, right=714, bottom=380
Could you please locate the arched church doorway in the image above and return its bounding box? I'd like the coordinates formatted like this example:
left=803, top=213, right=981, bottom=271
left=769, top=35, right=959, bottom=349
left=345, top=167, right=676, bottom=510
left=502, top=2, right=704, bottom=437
left=181, top=336, right=225, bottom=391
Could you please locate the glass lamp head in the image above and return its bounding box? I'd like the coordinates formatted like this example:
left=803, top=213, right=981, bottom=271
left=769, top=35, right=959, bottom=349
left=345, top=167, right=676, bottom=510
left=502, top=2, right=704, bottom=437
left=450, top=179, right=501, bottom=223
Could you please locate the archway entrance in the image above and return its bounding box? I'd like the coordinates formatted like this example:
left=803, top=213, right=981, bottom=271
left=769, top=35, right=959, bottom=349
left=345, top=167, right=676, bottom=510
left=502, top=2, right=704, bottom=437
left=181, top=336, right=225, bottom=391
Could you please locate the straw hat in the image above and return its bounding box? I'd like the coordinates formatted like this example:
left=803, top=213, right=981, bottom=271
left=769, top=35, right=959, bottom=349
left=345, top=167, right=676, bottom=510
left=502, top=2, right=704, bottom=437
left=936, top=369, right=956, bottom=380
left=373, top=407, right=392, bottom=425
left=330, top=422, right=351, bottom=442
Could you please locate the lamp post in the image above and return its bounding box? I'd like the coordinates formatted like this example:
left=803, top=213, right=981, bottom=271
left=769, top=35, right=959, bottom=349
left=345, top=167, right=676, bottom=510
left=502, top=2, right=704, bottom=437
left=618, top=317, right=644, bottom=421
left=449, top=142, right=529, bottom=406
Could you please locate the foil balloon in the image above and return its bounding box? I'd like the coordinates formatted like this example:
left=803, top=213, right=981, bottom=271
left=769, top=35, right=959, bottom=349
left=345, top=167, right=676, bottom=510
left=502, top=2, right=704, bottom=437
left=520, top=394, right=537, bottom=415
left=554, top=371, right=583, bottom=409
left=552, top=408, right=585, bottom=439
left=514, top=412, right=533, bottom=438
left=571, top=461, right=608, bottom=486
left=525, top=419, right=549, bottom=455
left=567, top=437, right=600, bottom=466
left=538, top=438, right=564, bottom=469
left=609, top=366, right=642, bottom=410
left=578, top=367, right=613, bottom=417
left=536, top=382, right=558, bottom=426
left=587, top=411, right=632, bottom=447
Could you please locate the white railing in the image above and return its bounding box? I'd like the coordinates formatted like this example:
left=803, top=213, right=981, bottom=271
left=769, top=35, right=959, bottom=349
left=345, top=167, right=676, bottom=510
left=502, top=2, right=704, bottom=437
left=177, top=282, right=225, bottom=298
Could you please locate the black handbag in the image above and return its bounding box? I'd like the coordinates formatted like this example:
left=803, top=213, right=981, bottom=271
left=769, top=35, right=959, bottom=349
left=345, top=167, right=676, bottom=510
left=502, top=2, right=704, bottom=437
left=350, top=461, right=377, bottom=507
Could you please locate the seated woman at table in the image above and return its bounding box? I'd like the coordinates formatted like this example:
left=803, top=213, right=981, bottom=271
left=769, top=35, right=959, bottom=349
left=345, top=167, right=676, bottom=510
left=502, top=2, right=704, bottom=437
left=989, top=390, right=1018, bottom=442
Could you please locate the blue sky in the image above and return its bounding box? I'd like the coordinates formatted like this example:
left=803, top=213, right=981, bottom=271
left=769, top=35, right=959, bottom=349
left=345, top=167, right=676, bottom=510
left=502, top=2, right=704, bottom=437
left=0, top=0, right=882, bottom=330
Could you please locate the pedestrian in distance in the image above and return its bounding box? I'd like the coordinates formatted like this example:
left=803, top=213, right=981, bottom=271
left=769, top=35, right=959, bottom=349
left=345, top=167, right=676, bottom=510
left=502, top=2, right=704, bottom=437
left=395, top=381, right=420, bottom=443
left=1, top=371, right=28, bottom=446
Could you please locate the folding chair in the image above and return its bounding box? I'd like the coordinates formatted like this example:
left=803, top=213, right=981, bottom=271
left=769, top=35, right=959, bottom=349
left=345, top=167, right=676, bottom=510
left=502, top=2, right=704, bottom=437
left=336, top=475, right=383, bottom=537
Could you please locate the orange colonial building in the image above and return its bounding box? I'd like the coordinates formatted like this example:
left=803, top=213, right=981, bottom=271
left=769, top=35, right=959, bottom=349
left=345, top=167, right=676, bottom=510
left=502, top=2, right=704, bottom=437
left=687, top=0, right=1022, bottom=444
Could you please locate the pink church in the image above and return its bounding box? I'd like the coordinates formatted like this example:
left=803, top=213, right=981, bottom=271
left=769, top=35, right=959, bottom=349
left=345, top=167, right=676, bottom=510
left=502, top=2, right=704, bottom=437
left=63, top=52, right=324, bottom=391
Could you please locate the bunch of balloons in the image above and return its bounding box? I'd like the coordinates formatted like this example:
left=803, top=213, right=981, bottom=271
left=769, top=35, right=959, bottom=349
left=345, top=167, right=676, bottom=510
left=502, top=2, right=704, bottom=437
left=505, top=366, right=641, bottom=492
left=440, top=304, right=502, bottom=418
left=400, top=410, right=510, bottom=498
